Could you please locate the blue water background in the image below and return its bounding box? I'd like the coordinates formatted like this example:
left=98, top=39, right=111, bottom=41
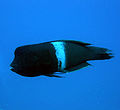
left=0, top=0, right=120, bottom=110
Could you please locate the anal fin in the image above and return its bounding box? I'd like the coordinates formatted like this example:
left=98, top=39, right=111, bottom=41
left=44, top=74, right=63, bottom=78
left=65, top=62, right=91, bottom=72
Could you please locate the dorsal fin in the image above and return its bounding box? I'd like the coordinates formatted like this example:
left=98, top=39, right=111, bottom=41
left=52, top=40, right=91, bottom=46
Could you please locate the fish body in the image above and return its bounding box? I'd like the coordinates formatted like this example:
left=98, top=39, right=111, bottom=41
left=10, top=40, right=113, bottom=77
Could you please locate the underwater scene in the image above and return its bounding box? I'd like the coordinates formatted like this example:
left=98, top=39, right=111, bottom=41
left=0, top=0, right=120, bottom=110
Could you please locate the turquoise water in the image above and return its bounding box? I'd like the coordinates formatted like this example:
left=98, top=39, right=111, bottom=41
left=0, top=0, right=120, bottom=110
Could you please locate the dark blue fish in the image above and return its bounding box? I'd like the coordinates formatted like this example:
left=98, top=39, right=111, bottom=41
left=10, top=40, right=113, bottom=78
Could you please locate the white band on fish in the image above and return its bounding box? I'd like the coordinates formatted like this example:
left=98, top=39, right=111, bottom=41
left=51, top=41, right=66, bottom=71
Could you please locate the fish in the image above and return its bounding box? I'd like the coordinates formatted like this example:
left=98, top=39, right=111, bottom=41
left=10, top=40, right=113, bottom=78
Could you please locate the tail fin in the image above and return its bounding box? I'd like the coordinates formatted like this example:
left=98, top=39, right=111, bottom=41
left=96, top=52, right=113, bottom=60
left=89, top=46, right=114, bottom=60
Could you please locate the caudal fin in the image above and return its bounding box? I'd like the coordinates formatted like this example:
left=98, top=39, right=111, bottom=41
left=89, top=46, right=114, bottom=60
left=96, top=52, right=113, bottom=60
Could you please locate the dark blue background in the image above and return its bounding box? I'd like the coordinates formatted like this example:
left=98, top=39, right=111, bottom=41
left=0, top=0, right=120, bottom=110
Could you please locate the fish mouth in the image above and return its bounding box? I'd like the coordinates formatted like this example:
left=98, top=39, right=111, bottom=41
left=10, top=66, right=16, bottom=72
